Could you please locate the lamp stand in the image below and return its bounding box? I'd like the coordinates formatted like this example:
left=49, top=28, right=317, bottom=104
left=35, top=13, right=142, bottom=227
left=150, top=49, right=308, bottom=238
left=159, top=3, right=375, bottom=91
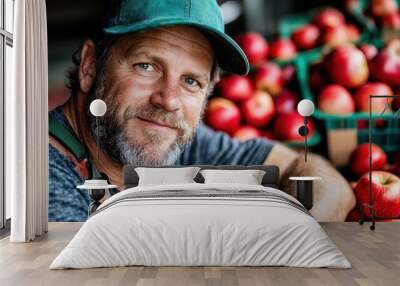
left=298, top=116, right=309, bottom=162
left=304, top=116, right=308, bottom=162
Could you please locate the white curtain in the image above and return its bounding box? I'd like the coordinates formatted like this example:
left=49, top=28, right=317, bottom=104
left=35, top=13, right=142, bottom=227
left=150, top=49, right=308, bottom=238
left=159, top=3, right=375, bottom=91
left=8, top=0, right=48, bottom=242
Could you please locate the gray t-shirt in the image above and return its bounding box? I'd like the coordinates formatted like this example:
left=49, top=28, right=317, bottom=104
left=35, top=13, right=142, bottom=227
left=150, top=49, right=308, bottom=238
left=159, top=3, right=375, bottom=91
left=49, top=107, right=274, bottom=221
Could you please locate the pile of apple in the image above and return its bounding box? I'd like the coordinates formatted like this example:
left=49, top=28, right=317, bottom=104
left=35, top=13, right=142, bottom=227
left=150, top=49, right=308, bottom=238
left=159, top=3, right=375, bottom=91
left=234, top=7, right=363, bottom=65
left=235, top=31, right=298, bottom=63
left=205, top=32, right=316, bottom=143
left=290, top=7, right=361, bottom=51
left=358, top=0, right=400, bottom=31
left=205, top=67, right=315, bottom=142
left=308, top=38, right=400, bottom=115
left=233, top=5, right=363, bottom=64
left=347, top=142, right=400, bottom=221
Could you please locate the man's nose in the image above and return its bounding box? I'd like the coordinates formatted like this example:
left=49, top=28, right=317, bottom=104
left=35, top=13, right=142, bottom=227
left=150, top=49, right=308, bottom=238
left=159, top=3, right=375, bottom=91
left=149, top=77, right=182, bottom=113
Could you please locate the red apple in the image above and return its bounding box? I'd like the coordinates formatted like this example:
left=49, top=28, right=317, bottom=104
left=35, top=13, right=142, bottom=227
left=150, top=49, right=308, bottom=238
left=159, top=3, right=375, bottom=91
left=357, top=120, right=369, bottom=129
left=233, top=125, right=261, bottom=142
left=392, top=97, right=400, bottom=109
left=309, top=72, right=326, bottom=91
left=357, top=119, right=387, bottom=129
left=350, top=182, right=358, bottom=190
left=269, top=38, right=297, bottom=61
left=370, top=39, right=400, bottom=87
left=281, top=65, right=296, bottom=84
left=324, top=44, right=369, bottom=88
left=241, top=91, right=275, bottom=127
left=384, top=162, right=397, bottom=173
left=322, top=25, right=350, bottom=46
left=382, top=12, right=400, bottom=29
left=260, top=130, right=277, bottom=140
left=274, top=89, right=298, bottom=114
left=359, top=43, right=378, bottom=61
left=309, top=62, right=327, bottom=91
left=314, top=8, right=346, bottom=29
left=346, top=24, right=361, bottom=42
left=217, top=75, right=254, bottom=102
left=318, top=84, right=355, bottom=114
left=235, top=32, right=269, bottom=66
left=354, top=171, right=400, bottom=218
left=368, top=0, right=398, bottom=18
left=273, top=111, right=315, bottom=141
left=392, top=88, right=400, bottom=109
left=350, top=143, right=387, bottom=177
left=376, top=119, right=388, bottom=128
left=346, top=208, right=361, bottom=221
left=291, top=24, right=320, bottom=50
left=391, top=153, right=400, bottom=177
left=254, top=62, right=284, bottom=96
left=206, top=98, right=241, bottom=135
left=354, top=82, right=393, bottom=112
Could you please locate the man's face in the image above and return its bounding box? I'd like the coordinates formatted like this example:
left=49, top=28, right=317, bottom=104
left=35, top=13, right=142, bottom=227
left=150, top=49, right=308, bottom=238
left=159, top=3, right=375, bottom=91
left=89, top=26, right=215, bottom=165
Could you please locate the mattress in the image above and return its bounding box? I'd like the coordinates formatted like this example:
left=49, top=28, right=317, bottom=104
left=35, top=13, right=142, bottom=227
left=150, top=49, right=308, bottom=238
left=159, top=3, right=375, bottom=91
left=50, top=183, right=351, bottom=269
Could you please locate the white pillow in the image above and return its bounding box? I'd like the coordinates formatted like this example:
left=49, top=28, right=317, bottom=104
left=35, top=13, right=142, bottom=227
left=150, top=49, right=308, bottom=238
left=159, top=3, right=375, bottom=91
left=135, top=167, right=200, bottom=186
left=200, top=169, right=266, bottom=185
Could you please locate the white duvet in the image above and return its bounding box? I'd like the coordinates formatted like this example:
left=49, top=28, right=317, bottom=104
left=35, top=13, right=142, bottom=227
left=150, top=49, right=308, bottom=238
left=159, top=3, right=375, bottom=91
left=50, top=183, right=351, bottom=269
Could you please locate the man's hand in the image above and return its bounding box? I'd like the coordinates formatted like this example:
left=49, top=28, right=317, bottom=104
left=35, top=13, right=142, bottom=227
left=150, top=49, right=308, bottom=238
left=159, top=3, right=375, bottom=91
left=265, top=143, right=356, bottom=222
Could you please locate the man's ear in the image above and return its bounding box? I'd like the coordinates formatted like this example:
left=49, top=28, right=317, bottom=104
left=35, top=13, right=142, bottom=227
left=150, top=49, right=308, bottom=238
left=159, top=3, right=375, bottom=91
left=210, top=67, right=221, bottom=86
left=207, top=69, right=220, bottom=97
left=79, top=40, right=97, bottom=93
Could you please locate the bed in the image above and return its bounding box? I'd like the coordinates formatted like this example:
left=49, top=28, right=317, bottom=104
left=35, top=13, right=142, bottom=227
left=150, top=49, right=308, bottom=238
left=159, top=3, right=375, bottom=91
left=50, top=165, right=350, bottom=269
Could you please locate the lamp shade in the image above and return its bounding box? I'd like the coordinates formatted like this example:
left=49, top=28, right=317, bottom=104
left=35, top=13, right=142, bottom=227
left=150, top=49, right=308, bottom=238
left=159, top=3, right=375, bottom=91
left=220, top=1, right=242, bottom=24
left=90, top=99, right=107, bottom=117
left=297, top=99, right=315, bottom=117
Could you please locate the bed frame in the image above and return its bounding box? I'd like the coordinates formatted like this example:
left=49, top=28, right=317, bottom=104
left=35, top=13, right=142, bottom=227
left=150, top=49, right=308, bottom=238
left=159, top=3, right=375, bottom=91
left=123, top=165, right=280, bottom=189
left=88, top=165, right=280, bottom=215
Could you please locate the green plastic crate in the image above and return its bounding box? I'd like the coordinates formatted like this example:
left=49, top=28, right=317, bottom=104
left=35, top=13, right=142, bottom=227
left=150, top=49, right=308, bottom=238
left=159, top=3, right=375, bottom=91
left=295, top=51, right=400, bottom=164
left=284, top=131, right=322, bottom=148
left=279, top=9, right=317, bottom=38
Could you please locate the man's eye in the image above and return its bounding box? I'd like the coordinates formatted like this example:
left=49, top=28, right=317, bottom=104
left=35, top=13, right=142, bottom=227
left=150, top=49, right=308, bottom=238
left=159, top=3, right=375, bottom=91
left=185, top=77, right=200, bottom=87
left=135, top=63, right=155, bottom=72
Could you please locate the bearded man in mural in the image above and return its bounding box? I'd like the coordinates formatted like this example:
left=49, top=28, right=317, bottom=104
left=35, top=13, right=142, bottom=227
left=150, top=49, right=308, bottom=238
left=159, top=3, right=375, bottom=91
left=48, top=0, right=355, bottom=222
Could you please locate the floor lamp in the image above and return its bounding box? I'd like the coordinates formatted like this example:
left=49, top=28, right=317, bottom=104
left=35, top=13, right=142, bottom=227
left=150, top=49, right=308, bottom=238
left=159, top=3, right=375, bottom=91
left=77, top=99, right=117, bottom=215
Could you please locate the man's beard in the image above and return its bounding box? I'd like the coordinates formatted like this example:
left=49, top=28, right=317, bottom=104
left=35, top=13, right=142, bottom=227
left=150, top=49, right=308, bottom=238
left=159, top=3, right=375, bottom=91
left=87, top=73, right=199, bottom=166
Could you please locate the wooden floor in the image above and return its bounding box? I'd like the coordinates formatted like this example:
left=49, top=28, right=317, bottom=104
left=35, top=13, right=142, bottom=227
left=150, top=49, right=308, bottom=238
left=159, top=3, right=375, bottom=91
left=0, top=222, right=399, bottom=286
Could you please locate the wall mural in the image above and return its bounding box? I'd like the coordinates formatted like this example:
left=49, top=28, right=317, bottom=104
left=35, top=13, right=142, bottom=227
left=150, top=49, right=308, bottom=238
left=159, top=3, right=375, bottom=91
left=47, top=0, right=400, bottom=224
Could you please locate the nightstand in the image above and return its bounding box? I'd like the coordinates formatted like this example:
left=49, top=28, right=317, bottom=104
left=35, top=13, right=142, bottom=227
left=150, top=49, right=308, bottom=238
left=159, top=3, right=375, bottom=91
left=289, top=177, right=321, bottom=210
left=77, top=180, right=117, bottom=215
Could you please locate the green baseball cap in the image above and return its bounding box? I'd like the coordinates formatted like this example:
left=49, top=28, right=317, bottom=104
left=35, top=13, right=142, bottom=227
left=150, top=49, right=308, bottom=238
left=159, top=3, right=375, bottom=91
left=103, top=0, right=250, bottom=75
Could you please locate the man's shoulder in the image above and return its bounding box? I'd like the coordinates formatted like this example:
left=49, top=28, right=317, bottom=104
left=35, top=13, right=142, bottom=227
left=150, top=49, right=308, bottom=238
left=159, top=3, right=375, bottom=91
left=192, top=122, right=217, bottom=139
left=49, top=105, right=71, bottom=130
left=178, top=122, right=274, bottom=165
left=48, top=143, right=89, bottom=221
left=49, top=143, right=82, bottom=182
